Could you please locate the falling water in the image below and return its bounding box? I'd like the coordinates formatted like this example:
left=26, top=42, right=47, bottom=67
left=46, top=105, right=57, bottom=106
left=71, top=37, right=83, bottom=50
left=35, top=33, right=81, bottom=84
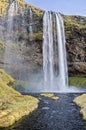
left=4, top=2, right=15, bottom=62
left=56, top=13, right=68, bottom=88
left=29, top=8, right=34, bottom=41
left=43, top=12, right=54, bottom=89
left=43, top=11, right=68, bottom=91
left=4, top=1, right=17, bottom=75
left=7, top=1, right=15, bottom=39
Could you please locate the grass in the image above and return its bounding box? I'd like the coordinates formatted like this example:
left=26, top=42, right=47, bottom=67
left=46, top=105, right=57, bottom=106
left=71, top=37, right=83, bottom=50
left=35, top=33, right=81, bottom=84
left=0, top=69, right=39, bottom=128
left=74, top=94, right=86, bottom=120
left=0, top=69, right=14, bottom=84
left=63, top=15, right=86, bottom=37
left=63, top=15, right=86, bottom=29
left=40, top=93, right=59, bottom=100
left=69, top=77, right=86, bottom=87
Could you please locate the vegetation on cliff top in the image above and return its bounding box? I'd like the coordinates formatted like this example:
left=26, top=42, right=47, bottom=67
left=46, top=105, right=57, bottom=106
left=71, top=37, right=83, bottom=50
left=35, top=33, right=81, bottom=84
left=63, top=15, right=86, bottom=36
left=0, top=0, right=43, bottom=17
left=0, top=69, right=39, bottom=128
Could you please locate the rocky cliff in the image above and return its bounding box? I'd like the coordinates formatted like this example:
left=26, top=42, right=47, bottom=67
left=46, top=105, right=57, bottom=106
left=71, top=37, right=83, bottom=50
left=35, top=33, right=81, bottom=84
left=64, top=15, right=86, bottom=76
left=0, top=0, right=86, bottom=80
left=0, top=0, right=44, bottom=81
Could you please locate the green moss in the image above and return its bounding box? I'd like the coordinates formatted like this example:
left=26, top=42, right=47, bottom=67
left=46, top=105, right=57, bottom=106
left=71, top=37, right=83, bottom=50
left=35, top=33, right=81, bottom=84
left=69, top=77, right=86, bottom=87
left=33, top=32, right=43, bottom=41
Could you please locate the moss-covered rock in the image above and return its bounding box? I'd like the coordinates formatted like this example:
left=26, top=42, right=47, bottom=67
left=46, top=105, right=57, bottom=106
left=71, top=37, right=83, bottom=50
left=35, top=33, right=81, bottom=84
left=40, top=93, right=59, bottom=100
left=0, top=69, right=39, bottom=128
left=74, top=94, right=86, bottom=120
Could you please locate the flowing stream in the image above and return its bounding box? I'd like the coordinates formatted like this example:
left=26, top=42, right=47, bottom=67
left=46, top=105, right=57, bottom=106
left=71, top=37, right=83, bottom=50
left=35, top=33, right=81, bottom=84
left=2, top=93, right=86, bottom=130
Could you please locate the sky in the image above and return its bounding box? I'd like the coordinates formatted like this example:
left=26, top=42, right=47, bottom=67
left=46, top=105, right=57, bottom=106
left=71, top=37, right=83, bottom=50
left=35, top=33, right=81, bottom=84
left=25, top=0, right=86, bottom=16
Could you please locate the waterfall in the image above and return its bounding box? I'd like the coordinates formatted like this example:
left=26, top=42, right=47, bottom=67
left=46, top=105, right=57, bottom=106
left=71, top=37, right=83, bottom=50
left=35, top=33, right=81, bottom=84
left=56, top=13, right=68, bottom=88
left=4, top=1, right=17, bottom=75
left=29, top=8, right=34, bottom=41
left=7, top=2, right=15, bottom=39
left=43, top=11, right=68, bottom=91
left=4, top=2, right=15, bottom=63
left=43, top=12, right=54, bottom=89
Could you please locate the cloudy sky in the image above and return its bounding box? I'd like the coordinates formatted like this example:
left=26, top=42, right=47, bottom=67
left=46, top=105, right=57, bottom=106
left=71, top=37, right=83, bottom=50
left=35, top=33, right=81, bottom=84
left=25, top=0, right=86, bottom=16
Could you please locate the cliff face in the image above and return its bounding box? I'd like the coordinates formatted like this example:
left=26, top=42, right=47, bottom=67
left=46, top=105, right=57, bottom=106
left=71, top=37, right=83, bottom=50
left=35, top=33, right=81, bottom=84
left=0, top=0, right=86, bottom=79
left=0, top=0, right=44, bottom=80
left=64, top=15, right=86, bottom=76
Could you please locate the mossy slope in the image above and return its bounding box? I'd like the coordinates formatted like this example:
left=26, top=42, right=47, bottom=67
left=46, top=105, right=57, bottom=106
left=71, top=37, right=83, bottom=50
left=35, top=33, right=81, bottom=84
left=0, top=69, right=14, bottom=84
left=69, top=77, right=86, bottom=87
left=0, top=69, right=39, bottom=128
left=74, top=94, right=86, bottom=120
